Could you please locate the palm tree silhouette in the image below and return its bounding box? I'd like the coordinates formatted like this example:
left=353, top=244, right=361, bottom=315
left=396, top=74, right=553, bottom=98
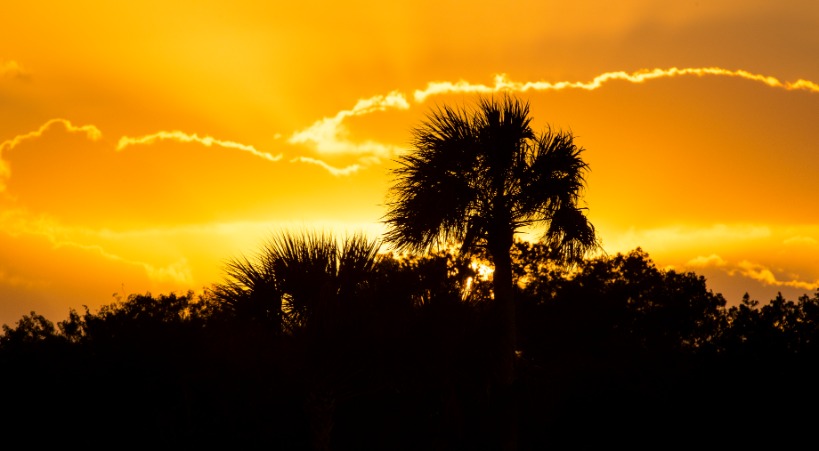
left=384, top=93, right=598, bottom=385
left=212, top=230, right=382, bottom=451
left=212, top=231, right=381, bottom=335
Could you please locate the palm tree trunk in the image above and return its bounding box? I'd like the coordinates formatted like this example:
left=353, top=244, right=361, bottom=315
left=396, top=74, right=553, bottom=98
left=492, top=246, right=515, bottom=386
left=489, top=228, right=518, bottom=450
left=488, top=218, right=516, bottom=385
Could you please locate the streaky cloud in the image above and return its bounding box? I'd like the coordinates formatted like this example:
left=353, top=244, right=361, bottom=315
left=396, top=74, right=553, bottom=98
left=288, top=91, right=409, bottom=156
left=687, top=254, right=728, bottom=268
left=732, top=260, right=817, bottom=291
left=0, top=118, right=103, bottom=153
left=686, top=252, right=817, bottom=292
left=0, top=119, right=103, bottom=190
left=289, top=67, right=818, bottom=159
left=601, top=223, right=772, bottom=255
left=290, top=156, right=363, bottom=176
left=117, top=131, right=283, bottom=162
left=0, top=209, right=194, bottom=285
left=414, top=67, right=819, bottom=102
left=53, top=239, right=194, bottom=285
left=117, top=130, right=369, bottom=177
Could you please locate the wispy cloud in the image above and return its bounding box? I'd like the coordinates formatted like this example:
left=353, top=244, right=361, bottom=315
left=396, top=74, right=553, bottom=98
left=783, top=236, right=818, bottom=246
left=686, top=253, right=817, bottom=291
left=0, top=118, right=102, bottom=154
left=0, top=60, right=29, bottom=80
left=117, top=131, right=283, bottom=162
left=0, top=119, right=103, bottom=191
left=116, top=130, right=377, bottom=177
left=602, top=223, right=772, bottom=255
left=7, top=68, right=814, bottom=185
left=732, top=260, right=817, bottom=291
left=142, top=258, right=194, bottom=285
left=290, top=156, right=363, bottom=176
left=687, top=254, right=728, bottom=268
left=0, top=209, right=194, bottom=285
left=54, top=239, right=194, bottom=285
left=414, top=67, right=819, bottom=102
left=289, top=67, right=818, bottom=160
left=288, top=91, right=409, bottom=156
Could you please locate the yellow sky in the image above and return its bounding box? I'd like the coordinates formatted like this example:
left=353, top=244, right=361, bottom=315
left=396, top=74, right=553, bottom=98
left=1, top=0, right=818, bottom=325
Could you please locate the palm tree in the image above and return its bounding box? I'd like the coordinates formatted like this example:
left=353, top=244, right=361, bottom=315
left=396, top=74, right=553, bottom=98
left=384, top=93, right=598, bottom=385
left=211, top=251, right=283, bottom=332
left=211, top=230, right=382, bottom=451
left=211, top=230, right=382, bottom=334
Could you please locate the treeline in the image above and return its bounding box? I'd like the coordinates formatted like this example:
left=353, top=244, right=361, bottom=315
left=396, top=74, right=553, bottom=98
left=2, top=241, right=818, bottom=448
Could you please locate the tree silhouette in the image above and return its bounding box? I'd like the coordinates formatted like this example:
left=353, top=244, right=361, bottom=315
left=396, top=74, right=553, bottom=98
left=0, top=311, right=58, bottom=346
left=210, top=231, right=381, bottom=336
left=210, top=231, right=383, bottom=450
left=209, top=249, right=283, bottom=332
left=384, top=94, right=598, bottom=386
left=8, top=245, right=819, bottom=447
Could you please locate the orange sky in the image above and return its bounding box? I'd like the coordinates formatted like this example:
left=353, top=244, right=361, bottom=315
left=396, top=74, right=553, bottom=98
left=1, top=0, right=818, bottom=325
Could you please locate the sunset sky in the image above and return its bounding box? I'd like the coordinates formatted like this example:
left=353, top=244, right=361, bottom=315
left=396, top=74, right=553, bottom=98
left=2, top=0, right=818, bottom=325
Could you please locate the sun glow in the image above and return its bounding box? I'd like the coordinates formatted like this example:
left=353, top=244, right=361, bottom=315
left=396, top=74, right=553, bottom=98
left=472, top=260, right=495, bottom=280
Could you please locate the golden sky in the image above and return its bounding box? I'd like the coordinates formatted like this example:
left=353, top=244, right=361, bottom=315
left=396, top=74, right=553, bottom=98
left=2, top=0, right=818, bottom=325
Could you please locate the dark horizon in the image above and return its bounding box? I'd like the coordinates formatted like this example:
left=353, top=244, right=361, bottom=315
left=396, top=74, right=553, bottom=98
left=3, top=243, right=818, bottom=448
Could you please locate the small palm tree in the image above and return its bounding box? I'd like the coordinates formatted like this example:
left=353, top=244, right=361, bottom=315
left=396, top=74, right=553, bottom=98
left=268, top=231, right=380, bottom=333
left=212, top=252, right=282, bottom=330
left=211, top=230, right=381, bottom=451
left=211, top=230, right=381, bottom=335
left=384, top=93, right=598, bottom=384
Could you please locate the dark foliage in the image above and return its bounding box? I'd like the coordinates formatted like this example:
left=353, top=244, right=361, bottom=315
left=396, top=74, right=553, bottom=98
left=2, top=244, right=819, bottom=448
left=383, top=94, right=599, bottom=398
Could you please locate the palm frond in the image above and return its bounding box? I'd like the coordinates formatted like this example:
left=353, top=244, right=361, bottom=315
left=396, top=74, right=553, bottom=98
left=212, top=230, right=381, bottom=332
left=384, top=93, right=597, bottom=267
left=543, top=206, right=599, bottom=266
left=384, top=104, right=482, bottom=252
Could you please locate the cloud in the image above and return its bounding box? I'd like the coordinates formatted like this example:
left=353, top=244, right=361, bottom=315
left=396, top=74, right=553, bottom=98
left=680, top=250, right=817, bottom=292
left=0, top=118, right=103, bottom=154
left=116, top=130, right=381, bottom=177
left=0, top=209, right=194, bottom=286
left=783, top=236, right=818, bottom=246
left=684, top=251, right=817, bottom=292
left=601, top=223, right=772, bottom=255
left=288, top=91, right=410, bottom=156
left=413, top=67, right=819, bottom=102
left=288, top=67, right=818, bottom=160
left=0, top=119, right=103, bottom=191
left=731, top=260, right=817, bottom=291
left=687, top=254, right=727, bottom=268
left=0, top=60, right=29, bottom=80
left=117, top=131, right=283, bottom=162
left=290, top=156, right=363, bottom=176
left=55, top=239, right=194, bottom=285
left=143, top=258, right=194, bottom=285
